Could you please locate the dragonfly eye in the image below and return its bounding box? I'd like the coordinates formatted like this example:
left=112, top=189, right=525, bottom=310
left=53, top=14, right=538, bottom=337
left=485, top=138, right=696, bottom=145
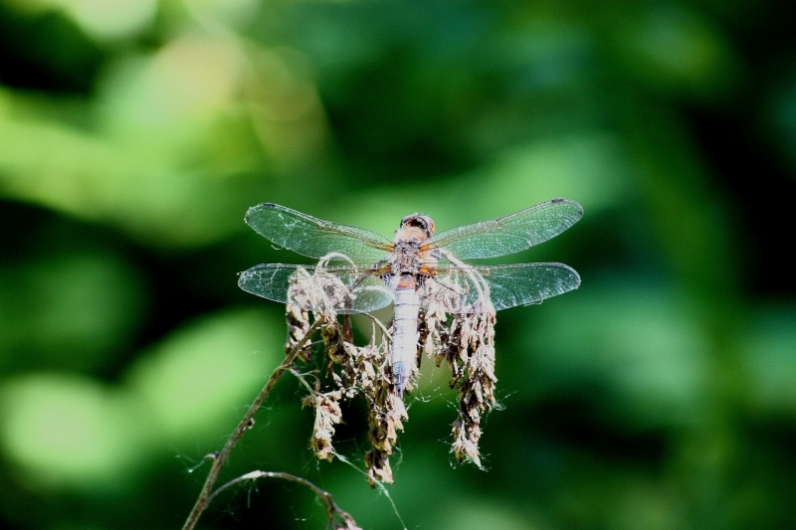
left=400, top=214, right=435, bottom=237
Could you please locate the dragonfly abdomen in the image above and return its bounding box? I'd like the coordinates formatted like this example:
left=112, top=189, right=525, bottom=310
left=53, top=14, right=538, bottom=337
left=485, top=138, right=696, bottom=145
left=392, top=275, right=421, bottom=396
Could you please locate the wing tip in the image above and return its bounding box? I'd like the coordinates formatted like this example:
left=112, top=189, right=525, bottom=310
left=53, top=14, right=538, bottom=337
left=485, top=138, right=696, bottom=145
left=550, top=197, right=584, bottom=218
left=244, top=202, right=281, bottom=221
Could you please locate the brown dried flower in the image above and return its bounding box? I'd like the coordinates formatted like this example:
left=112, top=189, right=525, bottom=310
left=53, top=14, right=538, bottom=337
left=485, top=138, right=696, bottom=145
left=286, top=262, right=498, bottom=483
left=364, top=373, right=407, bottom=485
left=303, top=390, right=343, bottom=461
left=449, top=309, right=497, bottom=468
left=285, top=294, right=312, bottom=361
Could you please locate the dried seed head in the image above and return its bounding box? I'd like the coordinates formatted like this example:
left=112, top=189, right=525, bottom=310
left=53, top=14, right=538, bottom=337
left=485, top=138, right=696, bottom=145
left=448, top=309, right=497, bottom=467
left=345, top=343, right=382, bottom=397
left=288, top=266, right=347, bottom=321
left=364, top=448, right=393, bottom=486
left=285, top=295, right=312, bottom=360
left=303, top=390, right=343, bottom=462
left=420, top=301, right=447, bottom=356
left=284, top=264, right=402, bottom=481
left=364, top=368, right=407, bottom=486
left=322, top=320, right=346, bottom=363
left=417, top=265, right=498, bottom=468
left=284, top=260, right=501, bottom=482
left=451, top=416, right=483, bottom=468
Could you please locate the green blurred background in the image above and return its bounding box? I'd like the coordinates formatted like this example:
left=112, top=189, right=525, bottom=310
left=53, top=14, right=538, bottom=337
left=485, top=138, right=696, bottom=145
left=1, top=0, right=795, bottom=528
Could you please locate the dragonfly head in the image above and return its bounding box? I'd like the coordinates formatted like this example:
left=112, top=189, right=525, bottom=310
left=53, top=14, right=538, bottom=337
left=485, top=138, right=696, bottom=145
left=399, top=213, right=435, bottom=238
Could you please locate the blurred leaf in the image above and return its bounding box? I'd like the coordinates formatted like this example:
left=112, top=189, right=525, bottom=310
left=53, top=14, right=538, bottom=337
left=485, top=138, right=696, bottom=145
left=125, top=308, right=282, bottom=444
left=520, top=278, right=713, bottom=427
left=331, top=133, right=628, bottom=242
left=0, top=91, right=259, bottom=247
left=607, top=4, right=739, bottom=99
left=185, top=0, right=261, bottom=30
left=432, top=500, right=539, bottom=530
left=0, top=308, right=283, bottom=491
left=0, top=3, right=102, bottom=93
left=0, top=373, right=143, bottom=489
left=766, top=71, right=796, bottom=175
left=12, top=0, right=158, bottom=41
left=0, top=252, right=146, bottom=374
left=741, top=307, right=796, bottom=412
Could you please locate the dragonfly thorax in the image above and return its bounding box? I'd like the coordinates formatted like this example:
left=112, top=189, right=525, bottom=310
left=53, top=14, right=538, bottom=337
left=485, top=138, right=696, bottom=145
left=390, top=238, right=431, bottom=275
left=391, top=214, right=438, bottom=281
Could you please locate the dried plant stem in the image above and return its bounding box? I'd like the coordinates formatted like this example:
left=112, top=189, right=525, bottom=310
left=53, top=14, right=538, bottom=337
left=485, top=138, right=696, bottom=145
left=181, top=317, right=325, bottom=530
left=207, top=471, right=359, bottom=529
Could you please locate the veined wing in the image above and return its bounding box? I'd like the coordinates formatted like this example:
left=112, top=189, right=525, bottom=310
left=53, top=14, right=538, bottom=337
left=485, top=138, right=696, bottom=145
left=427, top=198, right=583, bottom=260
left=245, top=203, right=392, bottom=262
left=423, top=262, right=581, bottom=313
left=238, top=263, right=394, bottom=314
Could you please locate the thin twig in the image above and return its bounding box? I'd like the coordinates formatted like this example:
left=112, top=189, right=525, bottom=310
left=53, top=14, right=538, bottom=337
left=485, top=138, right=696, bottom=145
left=365, top=313, right=392, bottom=341
left=290, top=367, right=317, bottom=394
left=206, top=470, right=360, bottom=529
left=181, top=317, right=325, bottom=530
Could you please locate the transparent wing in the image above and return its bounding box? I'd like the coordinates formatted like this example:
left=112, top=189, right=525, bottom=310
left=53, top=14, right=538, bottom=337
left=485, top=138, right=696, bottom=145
left=245, top=203, right=392, bottom=262
left=427, top=198, right=583, bottom=260
left=422, top=262, right=581, bottom=313
left=238, top=263, right=394, bottom=314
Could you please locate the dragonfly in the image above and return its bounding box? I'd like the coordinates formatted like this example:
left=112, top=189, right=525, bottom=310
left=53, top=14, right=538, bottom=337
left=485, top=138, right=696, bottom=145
left=238, top=199, right=582, bottom=396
